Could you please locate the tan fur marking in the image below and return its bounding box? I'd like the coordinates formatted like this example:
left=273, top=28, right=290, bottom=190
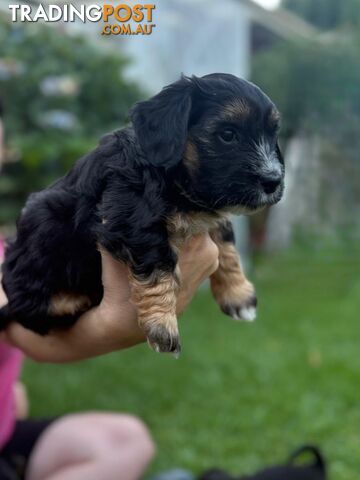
left=210, top=235, right=254, bottom=307
left=222, top=100, right=251, bottom=120
left=183, top=141, right=199, bottom=175
left=168, top=212, right=224, bottom=245
left=48, top=293, right=91, bottom=316
left=130, top=268, right=180, bottom=335
left=269, top=108, right=281, bottom=126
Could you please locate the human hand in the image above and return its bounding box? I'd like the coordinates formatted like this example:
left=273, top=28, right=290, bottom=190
left=0, top=234, right=219, bottom=363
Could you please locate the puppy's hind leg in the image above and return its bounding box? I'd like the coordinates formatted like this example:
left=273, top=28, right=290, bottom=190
left=210, top=219, right=257, bottom=322
left=2, top=292, right=91, bottom=335
left=45, top=292, right=92, bottom=330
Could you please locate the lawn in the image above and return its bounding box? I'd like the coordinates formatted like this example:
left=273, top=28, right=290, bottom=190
left=23, top=247, right=360, bottom=479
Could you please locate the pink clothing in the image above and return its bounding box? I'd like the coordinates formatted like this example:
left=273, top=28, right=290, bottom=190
left=0, top=344, right=22, bottom=448
left=0, top=237, right=23, bottom=449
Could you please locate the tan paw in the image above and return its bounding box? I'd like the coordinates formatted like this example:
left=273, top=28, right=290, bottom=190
left=215, top=280, right=257, bottom=322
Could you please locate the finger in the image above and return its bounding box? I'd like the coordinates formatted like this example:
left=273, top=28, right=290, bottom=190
left=201, top=236, right=220, bottom=276
left=180, top=233, right=207, bottom=253
left=179, top=234, right=219, bottom=277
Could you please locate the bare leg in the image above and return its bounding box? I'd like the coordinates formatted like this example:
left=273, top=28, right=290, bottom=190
left=26, top=413, right=155, bottom=480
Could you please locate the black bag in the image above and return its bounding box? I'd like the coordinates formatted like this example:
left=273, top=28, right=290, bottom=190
left=199, top=445, right=326, bottom=480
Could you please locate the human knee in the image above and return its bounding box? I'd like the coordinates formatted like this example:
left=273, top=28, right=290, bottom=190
left=113, top=415, right=156, bottom=460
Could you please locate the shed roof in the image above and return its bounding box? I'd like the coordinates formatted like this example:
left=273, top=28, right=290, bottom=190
left=237, top=0, right=317, bottom=40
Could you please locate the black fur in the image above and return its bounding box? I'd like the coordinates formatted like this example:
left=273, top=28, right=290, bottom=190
left=130, top=78, right=193, bottom=168
left=0, top=73, right=284, bottom=335
left=218, top=219, right=236, bottom=244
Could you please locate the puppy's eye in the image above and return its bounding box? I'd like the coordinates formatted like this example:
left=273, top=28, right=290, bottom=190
left=219, top=129, right=236, bottom=143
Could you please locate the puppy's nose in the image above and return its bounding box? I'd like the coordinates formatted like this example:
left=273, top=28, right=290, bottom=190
left=260, top=173, right=282, bottom=195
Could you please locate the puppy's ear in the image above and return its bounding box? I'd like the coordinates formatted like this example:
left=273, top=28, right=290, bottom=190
left=276, top=141, right=284, bottom=165
left=130, top=77, right=193, bottom=168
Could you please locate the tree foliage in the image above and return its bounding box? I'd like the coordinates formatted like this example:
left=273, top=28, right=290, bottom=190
left=253, top=36, right=360, bottom=239
left=0, top=20, right=142, bottom=223
left=283, top=0, right=360, bottom=30
left=253, top=37, right=360, bottom=144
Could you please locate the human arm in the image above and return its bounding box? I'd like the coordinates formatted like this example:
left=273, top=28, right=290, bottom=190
left=0, top=234, right=218, bottom=363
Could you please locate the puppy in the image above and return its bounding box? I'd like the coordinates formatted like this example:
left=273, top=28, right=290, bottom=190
left=0, top=73, right=284, bottom=354
left=199, top=445, right=327, bottom=480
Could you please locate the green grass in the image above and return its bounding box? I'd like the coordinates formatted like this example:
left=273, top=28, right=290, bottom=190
left=23, top=247, right=360, bottom=479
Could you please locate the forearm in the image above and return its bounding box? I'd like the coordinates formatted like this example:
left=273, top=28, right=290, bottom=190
left=2, top=288, right=199, bottom=364
left=3, top=303, right=141, bottom=364
left=1, top=235, right=219, bottom=363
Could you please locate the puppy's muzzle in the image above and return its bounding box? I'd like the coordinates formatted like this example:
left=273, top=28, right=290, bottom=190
left=259, top=170, right=282, bottom=195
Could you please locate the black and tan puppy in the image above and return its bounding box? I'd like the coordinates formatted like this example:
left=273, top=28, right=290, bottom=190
left=0, top=73, right=284, bottom=354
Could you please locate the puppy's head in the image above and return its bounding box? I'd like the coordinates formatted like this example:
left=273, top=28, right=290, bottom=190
left=131, top=73, right=284, bottom=212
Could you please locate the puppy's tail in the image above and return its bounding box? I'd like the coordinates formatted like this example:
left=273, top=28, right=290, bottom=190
left=0, top=304, right=11, bottom=331
left=288, top=445, right=326, bottom=473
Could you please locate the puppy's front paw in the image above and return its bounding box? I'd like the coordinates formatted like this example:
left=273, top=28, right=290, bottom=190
left=221, top=295, right=257, bottom=322
left=215, top=280, right=257, bottom=322
left=145, top=316, right=181, bottom=356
